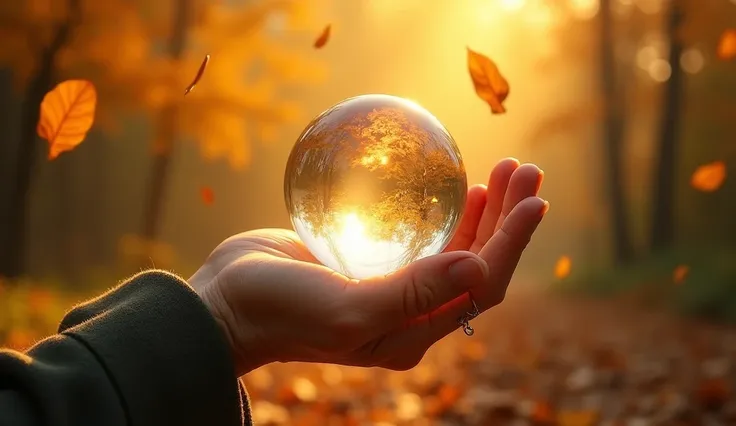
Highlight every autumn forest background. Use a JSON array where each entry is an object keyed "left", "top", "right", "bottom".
[{"left": 2, "top": 0, "right": 736, "bottom": 424}]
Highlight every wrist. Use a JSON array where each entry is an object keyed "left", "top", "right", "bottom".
[{"left": 192, "top": 274, "right": 269, "bottom": 376}]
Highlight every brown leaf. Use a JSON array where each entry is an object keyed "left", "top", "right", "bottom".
[
  {"left": 673, "top": 264, "right": 689, "bottom": 284},
  {"left": 200, "top": 186, "right": 215, "bottom": 205},
  {"left": 717, "top": 29, "right": 736, "bottom": 61},
  {"left": 314, "top": 24, "right": 331, "bottom": 49},
  {"left": 556, "top": 409, "right": 598, "bottom": 426},
  {"left": 185, "top": 54, "right": 210, "bottom": 95},
  {"left": 696, "top": 378, "right": 731, "bottom": 411},
  {"left": 690, "top": 161, "right": 726, "bottom": 192},
  {"left": 467, "top": 46, "right": 510, "bottom": 114},
  {"left": 554, "top": 255, "right": 572, "bottom": 279},
  {"left": 37, "top": 79, "right": 97, "bottom": 160}
]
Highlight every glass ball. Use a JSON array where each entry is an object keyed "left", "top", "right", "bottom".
[{"left": 284, "top": 94, "right": 467, "bottom": 279}]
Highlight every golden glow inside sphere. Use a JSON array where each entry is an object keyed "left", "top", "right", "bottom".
[{"left": 284, "top": 94, "right": 467, "bottom": 279}]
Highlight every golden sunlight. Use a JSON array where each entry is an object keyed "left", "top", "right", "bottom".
[
  {"left": 500, "top": 0, "right": 526, "bottom": 12},
  {"left": 568, "top": 0, "right": 600, "bottom": 20}
]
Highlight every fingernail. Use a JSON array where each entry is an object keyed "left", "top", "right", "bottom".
[
  {"left": 449, "top": 257, "right": 488, "bottom": 288},
  {"left": 541, "top": 199, "right": 550, "bottom": 215},
  {"left": 536, "top": 169, "right": 545, "bottom": 192}
]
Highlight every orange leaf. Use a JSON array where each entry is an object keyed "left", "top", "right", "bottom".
[
  {"left": 717, "top": 29, "right": 736, "bottom": 61},
  {"left": 673, "top": 264, "right": 689, "bottom": 284},
  {"left": 554, "top": 255, "right": 572, "bottom": 279},
  {"left": 314, "top": 24, "right": 331, "bottom": 49},
  {"left": 467, "top": 47, "right": 510, "bottom": 114},
  {"left": 200, "top": 186, "right": 215, "bottom": 205},
  {"left": 37, "top": 79, "right": 97, "bottom": 160},
  {"left": 690, "top": 161, "right": 726, "bottom": 192}
]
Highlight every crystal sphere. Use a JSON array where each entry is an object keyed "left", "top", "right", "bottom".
[{"left": 284, "top": 94, "right": 467, "bottom": 279}]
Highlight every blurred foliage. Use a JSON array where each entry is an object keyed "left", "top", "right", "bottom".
[
  {"left": 0, "top": 276, "right": 76, "bottom": 352},
  {"left": 553, "top": 243, "right": 736, "bottom": 324},
  {"left": 0, "top": 0, "right": 324, "bottom": 166}
]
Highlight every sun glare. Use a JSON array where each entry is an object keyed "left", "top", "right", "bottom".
[{"left": 337, "top": 212, "right": 369, "bottom": 252}]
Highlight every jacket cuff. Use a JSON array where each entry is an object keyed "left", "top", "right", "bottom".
[{"left": 59, "top": 270, "right": 248, "bottom": 426}]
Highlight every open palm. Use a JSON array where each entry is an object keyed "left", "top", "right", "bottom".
[{"left": 190, "top": 158, "right": 547, "bottom": 376}]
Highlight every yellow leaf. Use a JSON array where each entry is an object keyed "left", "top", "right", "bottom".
[
  {"left": 314, "top": 24, "right": 331, "bottom": 49},
  {"left": 691, "top": 161, "right": 726, "bottom": 192},
  {"left": 717, "top": 29, "right": 736, "bottom": 61},
  {"left": 554, "top": 255, "right": 572, "bottom": 279},
  {"left": 467, "top": 47, "right": 510, "bottom": 114},
  {"left": 37, "top": 79, "right": 97, "bottom": 160},
  {"left": 673, "top": 264, "right": 689, "bottom": 284}
]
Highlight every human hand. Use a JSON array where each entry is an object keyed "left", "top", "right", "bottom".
[{"left": 189, "top": 158, "right": 547, "bottom": 376}]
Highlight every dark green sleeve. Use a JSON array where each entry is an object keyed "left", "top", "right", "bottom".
[{"left": 0, "top": 270, "right": 252, "bottom": 426}]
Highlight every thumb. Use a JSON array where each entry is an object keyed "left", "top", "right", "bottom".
[{"left": 350, "top": 250, "right": 489, "bottom": 333}]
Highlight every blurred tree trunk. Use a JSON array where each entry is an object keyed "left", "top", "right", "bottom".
[
  {"left": 650, "top": 0, "right": 684, "bottom": 250},
  {"left": 140, "top": 0, "right": 190, "bottom": 241},
  {"left": 599, "top": 0, "right": 634, "bottom": 265},
  {"left": 56, "top": 156, "right": 77, "bottom": 280},
  {"left": 0, "top": 0, "right": 81, "bottom": 279}
]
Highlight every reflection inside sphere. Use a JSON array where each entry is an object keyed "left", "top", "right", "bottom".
[{"left": 284, "top": 94, "right": 467, "bottom": 279}]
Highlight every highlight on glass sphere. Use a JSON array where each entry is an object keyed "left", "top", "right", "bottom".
[{"left": 284, "top": 94, "right": 467, "bottom": 279}]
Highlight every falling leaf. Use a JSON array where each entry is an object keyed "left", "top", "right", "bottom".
[
  {"left": 691, "top": 161, "right": 726, "bottom": 192},
  {"left": 554, "top": 255, "right": 572, "bottom": 279},
  {"left": 37, "top": 79, "right": 97, "bottom": 160},
  {"left": 185, "top": 54, "right": 210, "bottom": 95},
  {"left": 314, "top": 24, "right": 331, "bottom": 49},
  {"left": 717, "top": 29, "right": 736, "bottom": 60},
  {"left": 200, "top": 186, "right": 215, "bottom": 205},
  {"left": 673, "top": 265, "right": 689, "bottom": 284},
  {"left": 467, "top": 47, "right": 510, "bottom": 114},
  {"left": 430, "top": 196, "right": 439, "bottom": 203}
]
